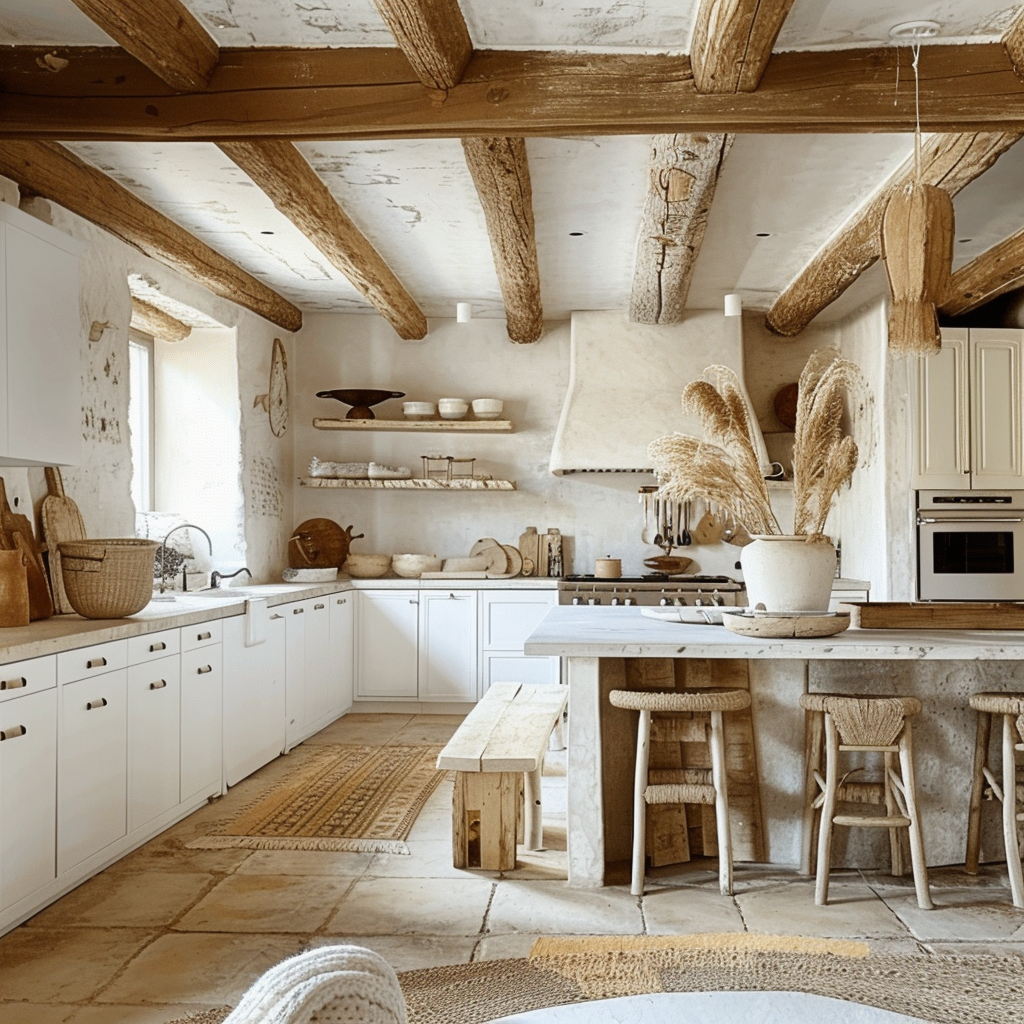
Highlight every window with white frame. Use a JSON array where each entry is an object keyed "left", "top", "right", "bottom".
[{"left": 128, "top": 329, "right": 155, "bottom": 513}]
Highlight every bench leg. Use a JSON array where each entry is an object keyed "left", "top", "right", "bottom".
[
  {"left": 452, "top": 771, "right": 518, "bottom": 871},
  {"left": 525, "top": 766, "right": 544, "bottom": 850}
]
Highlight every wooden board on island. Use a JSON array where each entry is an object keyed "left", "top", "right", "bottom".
[{"left": 840, "top": 601, "right": 1024, "bottom": 630}]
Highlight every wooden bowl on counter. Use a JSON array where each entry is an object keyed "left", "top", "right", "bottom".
[
  {"left": 643, "top": 555, "right": 693, "bottom": 575},
  {"left": 391, "top": 554, "right": 443, "bottom": 578},
  {"left": 342, "top": 553, "right": 392, "bottom": 578}
]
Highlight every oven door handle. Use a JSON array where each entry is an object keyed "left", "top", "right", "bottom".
[{"left": 917, "top": 516, "right": 1024, "bottom": 525}]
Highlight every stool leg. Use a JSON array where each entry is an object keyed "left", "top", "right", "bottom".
[
  {"left": 884, "top": 751, "right": 906, "bottom": 878},
  {"left": 800, "top": 709, "right": 824, "bottom": 876},
  {"left": 815, "top": 714, "right": 839, "bottom": 906},
  {"left": 898, "top": 720, "right": 933, "bottom": 911},
  {"left": 709, "top": 709, "right": 733, "bottom": 896},
  {"left": 1001, "top": 715, "right": 1024, "bottom": 908},
  {"left": 524, "top": 766, "right": 543, "bottom": 851},
  {"left": 965, "top": 710, "right": 992, "bottom": 875},
  {"left": 630, "top": 708, "right": 652, "bottom": 897}
]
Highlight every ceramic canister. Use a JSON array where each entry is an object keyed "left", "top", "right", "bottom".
[
  {"left": 594, "top": 557, "right": 622, "bottom": 579},
  {"left": 0, "top": 549, "right": 30, "bottom": 627}
]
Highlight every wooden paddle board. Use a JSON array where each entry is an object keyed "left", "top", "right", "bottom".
[
  {"left": 41, "top": 466, "right": 87, "bottom": 615},
  {"left": 0, "top": 477, "right": 52, "bottom": 619}
]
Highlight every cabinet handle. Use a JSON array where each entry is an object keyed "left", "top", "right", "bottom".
[
  {"left": 408, "top": 599, "right": 418, "bottom": 605},
  {"left": 0, "top": 677, "right": 27, "bottom": 690},
  {"left": 293, "top": 608, "right": 304, "bottom": 614},
  {"left": 87, "top": 657, "right": 107, "bottom": 669},
  {"left": 0, "top": 725, "right": 27, "bottom": 741},
  {"left": 336, "top": 597, "right": 347, "bottom": 605},
  {"left": 270, "top": 613, "right": 284, "bottom": 620},
  {"left": 314, "top": 602, "right": 325, "bottom": 610},
  {"left": 197, "top": 665, "right": 213, "bottom": 675},
  {"left": 149, "top": 641, "right": 166, "bottom": 652},
  {"left": 150, "top": 679, "right": 167, "bottom": 690},
  {"left": 197, "top": 631, "right": 212, "bottom": 641},
  {"left": 86, "top": 698, "right": 108, "bottom": 710},
  {"left": 449, "top": 593, "right": 457, "bottom": 599}
]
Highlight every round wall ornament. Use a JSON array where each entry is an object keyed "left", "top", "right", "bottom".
[{"left": 255, "top": 338, "right": 289, "bottom": 437}]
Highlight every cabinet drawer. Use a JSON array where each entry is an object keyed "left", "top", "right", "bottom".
[
  {"left": 181, "top": 620, "right": 222, "bottom": 651},
  {"left": 127, "top": 628, "right": 181, "bottom": 665},
  {"left": 0, "top": 654, "right": 56, "bottom": 703},
  {"left": 57, "top": 639, "right": 128, "bottom": 684}
]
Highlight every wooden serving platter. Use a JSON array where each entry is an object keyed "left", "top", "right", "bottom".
[{"left": 839, "top": 601, "right": 1024, "bottom": 630}]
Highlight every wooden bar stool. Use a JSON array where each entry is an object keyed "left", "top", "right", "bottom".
[
  {"left": 799, "top": 693, "right": 932, "bottom": 910},
  {"left": 609, "top": 687, "right": 751, "bottom": 897},
  {"left": 966, "top": 692, "right": 1024, "bottom": 908}
]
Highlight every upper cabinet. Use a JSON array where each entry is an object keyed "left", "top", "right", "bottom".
[
  {"left": 913, "top": 328, "right": 1024, "bottom": 491},
  {"left": 0, "top": 203, "right": 85, "bottom": 467}
]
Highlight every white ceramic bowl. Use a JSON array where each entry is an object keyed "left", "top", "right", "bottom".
[
  {"left": 391, "top": 553, "right": 444, "bottom": 578},
  {"left": 343, "top": 553, "right": 392, "bottom": 578},
  {"left": 437, "top": 398, "right": 468, "bottom": 420},
  {"left": 403, "top": 401, "right": 435, "bottom": 420},
  {"left": 471, "top": 398, "right": 503, "bottom": 419}
]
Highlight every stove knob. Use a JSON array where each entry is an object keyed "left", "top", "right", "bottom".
[
  {"left": 623, "top": 596, "right": 636, "bottom": 606},
  {"left": 659, "top": 592, "right": 670, "bottom": 606},
  {"left": 571, "top": 595, "right": 582, "bottom": 606},
  {"left": 610, "top": 596, "right": 621, "bottom": 606},
  {"left": 672, "top": 596, "right": 685, "bottom": 606},
  {"left": 588, "top": 596, "right": 602, "bottom": 606}
]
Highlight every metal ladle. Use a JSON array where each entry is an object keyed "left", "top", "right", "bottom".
[{"left": 681, "top": 500, "right": 692, "bottom": 546}]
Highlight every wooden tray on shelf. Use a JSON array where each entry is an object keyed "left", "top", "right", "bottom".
[{"left": 839, "top": 601, "right": 1024, "bottom": 630}]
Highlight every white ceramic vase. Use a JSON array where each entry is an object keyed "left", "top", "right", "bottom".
[{"left": 740, "top": 534, "right": 837, "bottom": 612}]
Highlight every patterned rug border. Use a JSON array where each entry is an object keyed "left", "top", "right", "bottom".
[
  {"left": 186, "top": 835, "right": 410, "bottom": 854},
  {"left": 529, "top": 933, "right": 872, "bottom": 958}
]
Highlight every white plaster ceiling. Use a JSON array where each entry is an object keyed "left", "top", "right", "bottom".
[{"left": 6, "top": 1, "right": 1024, "bottom": 329}]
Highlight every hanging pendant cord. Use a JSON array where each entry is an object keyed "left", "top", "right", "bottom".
[{"left": 912, "top": 39, "right": 922, "bottom": 183}]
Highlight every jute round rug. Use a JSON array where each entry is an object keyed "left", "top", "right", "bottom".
[{"left": 165, "top": 948, "right": 1024, "bottom": 1024}]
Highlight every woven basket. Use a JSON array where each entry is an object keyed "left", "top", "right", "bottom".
[{"left": 58, "top": 539, "right": 160, "bottom": 618}]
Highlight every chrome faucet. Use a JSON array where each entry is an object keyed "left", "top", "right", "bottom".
[
  {"left": 157, "top": 523, "right": 213, "bottom": 595},
  {"left": 210, "top": 567, "right": 252, "bottom": 589}
]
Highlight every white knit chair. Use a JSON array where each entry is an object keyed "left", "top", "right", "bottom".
[{"left": 223, "top": 946, "right": 407, "bottom": 1024}]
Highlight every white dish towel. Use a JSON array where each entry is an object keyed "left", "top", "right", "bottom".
[{"left": 244, "top": 597, "right": 268, "bottom": 646}]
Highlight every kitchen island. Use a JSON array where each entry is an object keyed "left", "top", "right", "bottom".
[{"left": 525, "top": 606, "right": 1024, "bottom": 886}]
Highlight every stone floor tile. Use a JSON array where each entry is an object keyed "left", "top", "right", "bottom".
[
  {"left": 735, "top": 880, "right": 907, "bottom": 938},
  {"left": 0, "top": 1004, "right": 77, "bottom": 1023},
  {"left": 926, "top": 941, "right": 1024, "bottom": 956},
  {"left": 0, "top": 928, "right": 154, "bottom": 1003},
  {"left": 304, "top": 714, "right": 414, "bottom": 746},
  {"left": 390, "top": 715, "right": 465, "bottom": 745},
  {"left": 487, "top": 880, "right": 643, "bottom": 935},
  {"left": 26, "top": 871, "right": 215, "bottom": 929},
  {"left": 234, "top": 849, "right": 375, "bottom": 877},
  {"left": 641, "top": 887, "right": 746, "bottom": 935},
  {"left": 474, "top": 933, "right": 545, "bottom": 960},
  {"left": 863, "top": 864, "right": 1015, "bottom": 892},
  {"left": 367, "top": 840, "right": 500, "bottom": 880},
  {"left": 310, "top": 934, "right": 478, "bottom": 972},
  {"left": 505, "top": 833, "right": 568, "bottom": 882},
  {"left": 174, "top": 874, "right": 351, "bottom": 933},
  {"left": 881, "top": 888, "right": 1024, "bottom": 942},
  {"left": 326, "top": 877, "right": 493, "bottom": 936},
  {"left": 104, "top": 843, "right": 253, "bottom": 877},
  {"left": 67, "top": 1004, "right": 226, "bottom": 1024},
  {"left": 94, "top": 933, "right": 303, "bottom": 1005}
]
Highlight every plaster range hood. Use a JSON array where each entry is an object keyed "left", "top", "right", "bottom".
[{"left": 549, "top": 310, "right": 746, "bottom": 475}]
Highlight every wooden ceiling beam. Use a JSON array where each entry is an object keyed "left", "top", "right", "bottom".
[
  {"left": 67, "top": 0, "right": 219, "bottom": 90},
  {"left": 941, "top": 228, "right": 1024, "bottom": 316},
  {"left": 690, "top": 0, "right": 796, "bottom": 93},
  {"left": 371, "top": 0, "right": 472, "bottom": 91},
  {"left": 219, "top": 141, "right": 426, "bottom": 340},
  {"left": 630, "top": 133, "right": 733, "bottom": 324},
  {"left": 765, "top": 132, "right": 1022, "bottom": 337},
  {"left": 1003, "top": 6, "right": 1024, "bottom": 85},
  {"left": 4, "top": 44, "right": 1024, "bottom": 140},
  {"left": 0, "top": 142, "right": 301, "bottom": 332},
  {"left": 130, "top": 296, "right": 191, "bottom": 342},
  {"left": 461, "top": 137, "right": 542, "bottom": 344}
]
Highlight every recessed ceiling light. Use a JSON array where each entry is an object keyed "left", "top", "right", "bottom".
[
  {"left": 889, "top": 20, "right": 941, "bottom": 39},
  {"left": 755, "top": 232, "right": 771, "bottom": 237}
]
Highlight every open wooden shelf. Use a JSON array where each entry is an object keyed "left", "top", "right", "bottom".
[
  {"left": 301, "top": 477, "right": 517, "bottom": 491},
  {"left": 313, "top": 417, "right": 513, "bottom": 433}
]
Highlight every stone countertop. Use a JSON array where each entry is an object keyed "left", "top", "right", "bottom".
[
  {"left": 348, "top": 577, "right": 558, "bottom": 590},
  {"left": 524, "top": 605, "right": 1024, "bottom": 659}
]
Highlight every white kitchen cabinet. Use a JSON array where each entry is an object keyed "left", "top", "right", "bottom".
[
  {"left": 58, "top": 669, "right": 128, "bottom": 874},
  {"left": 304, "top": 598, "right": 333, "bottom": 728},
  {"left": 127, "top": 655, "right": 180, "bottom": 831},
  {"left": 479, "top": 590, "right": 560, "bottom": 693},
  {"left": 913, "top": 328, "right": 1024, "bottom": 490},
  {"left": 418, "top": 590, "right": 478, "bottom": 702},
  {"left": 180, "top": 644, "right": 222, "bottom": 804},
  {"left": 328, "top": 593, "right": 354, "bottom": 716},
  {"left": 0, "top": 202, "right": 84, "bottom": 467},
  {"left": 0, "top": 687, "right": 56, "bottom": 910},
  {"left": 223, "top": 612, "right": 286, "bottom": 786},
  {"left": 482, "top": 652, "right": 561, "bottom": 690},
  {"left": 356, "top": 590, "right": 420, "bottom": 699}
]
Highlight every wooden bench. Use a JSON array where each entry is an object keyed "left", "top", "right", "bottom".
[{"left": 437, "top": 682, "right": 568, "bottom": 870}]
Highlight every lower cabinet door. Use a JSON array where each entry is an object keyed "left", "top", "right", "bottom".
[
  {"left": 180, "top": 645, "right": 222, "bottom": 803},
  {"left": 127, "top": 655, "right": 181, "bottom": 831},
  {"left": 58, "top": 670, "right": 128, "bottom": 874},
  {"left": 418, "top": 590, "right": 478, "bottom": 702},
  {"left": 356, "top": 591, "right": 419, "bottom": 699},
  {"left": 285, "top": 601, "right": 307, "bottom": 747},
  {"left": 0, "top": 687, "right": 56, "bottom": 910},
  {"left": 329, "top": 593, "right": 354, "bottom": 716},
  {"left": 482, "top": 652, "right": 561, "bottom": 692},
  {"left": 303, "top": 598, "right": 332, "bottom": 730}
]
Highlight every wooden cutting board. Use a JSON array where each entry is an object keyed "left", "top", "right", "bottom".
[
  {"left": 0, "top": 477, "right": 53, "bottom": 620},
  {"left": 840, "top": 601, "right": 1024, "bottom": 630},
  {"left": 288, "top": 519, "right": 362, "bottom": 568},
  {"left": 41, "top": 466, "right": 87, "bottom": 615}
]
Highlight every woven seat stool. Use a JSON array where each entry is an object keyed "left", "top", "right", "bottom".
[
  {"left": 966, "top": 692, "right": 1024, "bottom": 908},
  {"left": 799, "top": 693, "right": 932, "bottom": 910},
  {"left": 609, "top": 687, "right": 751, "bottom": 897}
]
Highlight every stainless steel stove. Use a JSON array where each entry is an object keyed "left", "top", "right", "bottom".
[{"left": 557, "top": 574, "right": 746, "bottom": 607}]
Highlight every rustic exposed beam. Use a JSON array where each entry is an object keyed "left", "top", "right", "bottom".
[
  {"left": 1003, "top": 6, "right": 1024, "bottom": 85},
  {"left": 372, "top": 0, "right": 472, "bottom": 90},
  {"left": 4, "top": 45, "right": 1024, "bottom": 140},
  {"left": 941, "top": 227, "right": 1024, "bottom": 316},
  {"left": 67, "top": 0, "right": 219, "bottom": 91},
  {"left": 130, "top": 296, "right": 190, "bottom": 342},
  {"left": 219, "top": 141, "right": 426, "bottom": 340},
  {"left": 765, "top": 132, "right": 1022, "bottom": 336},
  {"left": 461, "top": 137, "right": 542, "bottom": 344},
  {"left": 690, "top": 0, "right": 796, "bottom": 93},
  {"left": 0, "top": 142, "right": 302, "bottom": 332},
  {"left": 630, "top": 133, "right": 733, "bottom": 324}
]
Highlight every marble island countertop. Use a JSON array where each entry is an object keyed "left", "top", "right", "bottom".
[{"left": 524, "top": 605, "right": 1024, "bottom": 659}]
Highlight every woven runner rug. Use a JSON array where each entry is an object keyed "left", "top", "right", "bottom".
[
  {"left": 187, "top": 743, "right": 445, "bottom": 854},
  {"left": 164, "top": 948, "right": 1024, "bottom": 1024}
]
